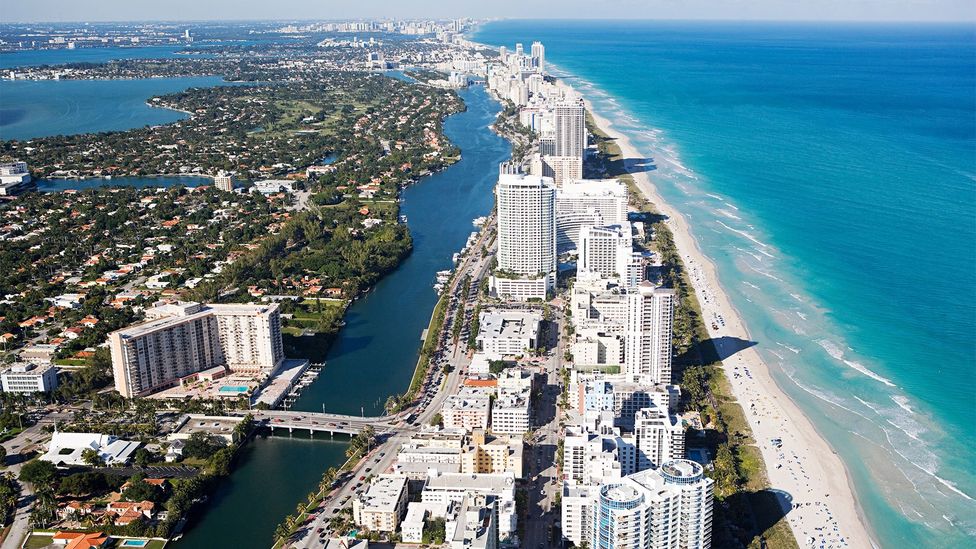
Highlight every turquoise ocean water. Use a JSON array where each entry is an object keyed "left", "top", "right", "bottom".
[{"left": 475, "top": 21, "right": 976, "bottom": 547}]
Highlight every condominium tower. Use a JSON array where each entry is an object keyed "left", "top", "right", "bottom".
[
  {"left": 555, "top": 178, "right": 628, "bottom": 253},
  {"left": 581, "top": 460, "right": 714, "bottom": 549},
  {"left": 553, "top": 98, "right": 586, "bottom": 160},
  {"left": 624, "top": 284, "right": 676, "bottom": 384},
  {"left": 109, "top": 301, "right": 284, "bottom": 397},
  {"left": 491, "top": 172, "right": 556, "bottom": 301}
]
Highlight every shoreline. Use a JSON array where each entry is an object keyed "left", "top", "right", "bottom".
[{"left": 583, "top": 95, "right": 876, "bottom": 548}]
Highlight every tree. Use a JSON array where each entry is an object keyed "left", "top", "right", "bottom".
[
  {"left": 81, "top": 448, "right": 105, "bottom": 468},
  {"left": 0, "top": 445, "right": 6, "bottom": 466},
  {"left": 422, "top": 517, "right": 446, "bottom": 544},
  {"left": 429, "top": 412, "right": 443, "bottom": 427},
  {"left": 19, "top": 459, "right": 57, "bottom": 488},
  {"left": 134, "top": 448, "right": 153, "bottom": 467},
  {"left": 122, "top": 477, "right": 164, "bottom": 504},
  {"left": 182, "top": 432, "right": 225, "bottom": 460}
]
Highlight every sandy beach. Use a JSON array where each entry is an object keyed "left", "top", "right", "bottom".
[{"left": 584, "top": 101, "right": 876, "bottom": 549}]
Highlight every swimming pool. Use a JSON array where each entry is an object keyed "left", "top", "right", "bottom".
[
  {"left": 218, "top": 385, "right": 249, "bottom": 393},
  {"left": 121, "top": 540, "right": 148, "bottom": 548}
]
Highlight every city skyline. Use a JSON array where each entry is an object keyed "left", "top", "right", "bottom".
[{"left": 3, "top": 0, "right": 975, "bottom": 23}]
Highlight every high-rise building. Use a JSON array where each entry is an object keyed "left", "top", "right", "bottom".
[
  {"left": 109, "top": 301, "right": 284, "bottom": 397},
  {"left": 555, "top": 179, "right": 628, "bottom": 253},
  {"left": 578, "top": 223, "right": 631, "bottom": 275},
  {"left": 540, "top": 154, "right": 583, "bottom": 187},
  {"left": 625, "top": 284, "right": 676, "bottom": 384},
  {"left": 554, "top": 98, "right": 586, "bottom": 159},
  {"left": 490, "top": 173, "right": 556, "bottom": 301},
  {"left": 634, "top": 407, "right": 685, "bottom": 471},
  {"left": 582, "top": 460, "right": 714, "bottom": 549},
  {"left": 531, "top": 41, "right": 545, "bottom": 72},
  {"left": 213, "top": 171, "right": 234, "bottom": 192}
]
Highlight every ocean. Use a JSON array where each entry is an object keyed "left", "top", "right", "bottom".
[{"left": 474, "top": 20, "right": 976, "bottom": 547}]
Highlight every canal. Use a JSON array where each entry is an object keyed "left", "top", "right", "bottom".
[{"left": 173, "top": 83, "right": 510, "bottom": 547}]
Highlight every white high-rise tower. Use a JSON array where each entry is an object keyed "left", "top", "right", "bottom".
[
  {"left": 553, "top": 98, "right": 586, "bottom": 159},
  {"left": 491, "top": 172, "right": 557, "bottom": 301},
  {"left": 531, "top": 41, "right": 545, "bottom": 72},
  {"left": 624, "top": 284, "right": 676, "bottom": 383}
]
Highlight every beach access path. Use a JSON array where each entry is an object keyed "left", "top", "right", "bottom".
[{"left": 585, "top": 101, "right": 876, "bottom": 549}]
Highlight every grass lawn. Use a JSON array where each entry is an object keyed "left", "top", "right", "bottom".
[{"left": 24, "top": 534, "right": 54, "bottom": 549}]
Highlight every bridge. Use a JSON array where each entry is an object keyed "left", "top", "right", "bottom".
[{"left": 241, "top": 409, "right": 403, "bottom": 436}]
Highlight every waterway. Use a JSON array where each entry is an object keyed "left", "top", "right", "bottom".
[
  {"left": 0, "top": 76, "right": 230, "bottom": 140},
  {"left": 173, "top": 83, "right": 509, "bottom": 547}
]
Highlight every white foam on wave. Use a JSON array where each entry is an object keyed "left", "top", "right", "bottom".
[
  {"left": 817, "top": 339, "right": 896, "bottom": 387},
  {"left": 795, "top": 311, "right": 808, "bottom": 321},
  {"left": 716, "top": 221, "right": 775, "bottom": 258},
  {"left": 776, "top": 342, "right": 801, "bottom": 354},
  {"left": 744, "top": 262, "right": 784, "bottom": 282},
  {"left": 734, "top": 246, "right": 763, "bottom": 262},
  {"left": 742, "top": 281, "right": 761, "bottom": 290},
  {"left": 717, "top": 208, "right": 742, "bottom": 221},
  {"left": 892, "top": 395, "right": 915, "bottom": 415}
]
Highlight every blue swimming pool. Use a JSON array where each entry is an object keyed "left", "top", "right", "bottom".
[
  {"left": 121, "top": 540, "right": 148, "bottom": 548},
  {"left": 218, "top": 385, "right": 249, "bottom": 393}
]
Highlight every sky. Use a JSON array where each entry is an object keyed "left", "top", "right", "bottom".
[{"left": 3, "top": 0, "right": 975, "bottom": 23}]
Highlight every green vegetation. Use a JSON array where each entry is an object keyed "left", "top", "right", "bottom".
[
  {"left": 345, "top": 426, "right": 377, "bottom": 460},
  {"left": 422, "top": 516, "right": 447, "bottom": 544}
]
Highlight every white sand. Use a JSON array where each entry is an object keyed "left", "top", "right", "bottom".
[{"left": 584, "top": 100, "right": 876, "bottom": 548}]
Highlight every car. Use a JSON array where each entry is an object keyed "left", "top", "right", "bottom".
[
  {"left": 317, "top": 528, "right": 324, "bottom": 534},
  {"left": 359, "top": 475, "right": 366, "bottom": 481}
]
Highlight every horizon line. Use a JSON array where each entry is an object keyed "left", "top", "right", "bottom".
[{"left": 2, "top": 17, "right": 974, "bottom": 25}]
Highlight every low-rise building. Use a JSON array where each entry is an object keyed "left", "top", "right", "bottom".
[
  {"left": 1, "top": 362, "right": 58, "bottom": 393},
  {"left": 475, "top": 310, "right": 542, "bottom": 358},
  {"left": 447, "top": 494, "right": 499, "bottom": 549},
  {"left": 352, "top": 474, "right": 409, "bottom": 533},
  {"left": 490, "top": 390, "right": 531, "bottom": 435},
  {"left": 42, "top": 432, "right": 140, "bottom": 467},
  {"left": 421, "top": 471, "right": 517, "bottom": 542},
  {"left": 460, "top": 429, "right": 524, "bottom": 478},
  {"left": 442, "top": 392, "right": 491, "bottom": 431}
]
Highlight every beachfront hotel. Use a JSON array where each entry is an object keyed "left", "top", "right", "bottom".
[
  {"left": 108, "top": 301, "right": 284, "bottom": 397},
  {"left": 490, "top": 172, "right": 557, "bottom": 301},
  {"left": 579, "top": 223, "right": 645, "bottom": 287},
  {"left": 555, "top": 178, "right": 629, "bottom": 253}
]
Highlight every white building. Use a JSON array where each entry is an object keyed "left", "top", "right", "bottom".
[
  {"left": 475, "top": 310, "right": 542, "bottom": 358},
  {"left": 553, "top": 98, "right": 586, "bottom": 160},
  {"left": 490, "top": 389, "right": 531, "bottom": 435},
  {"left": 538, "top": 154, "right": 582, "bottom": 187},
  {"left": 352, "top": 474, "right": 409, "bottom": 533},
  {"left": 109, "top": 301, "right": 284, "bottom": 397},
  {"left": 490, "top": 173, "right": 556, "bottom": 301},
  {"left": 0, "top": 161, "right": 31, "bottom": 196},
  {"left": 555, "top": 179, "right": 628, "bottom": 253},
  {"left": 402, "top": 501, "right": 452, "bottom": 543},
  {"left": 213, "top": 171, "right": 235, "bottom": 192},
  {"left": 530, "top": 41, "right": 545, "bottom": 72},
  {"left": 635, "top": 407, "right": 685, "bottom": 471},
  {"left": 1, "top": 362, "right": 58, "bottom": 393},
  {"left": 41, "top": 432, "right": 140, "bottom": 467},
  {"left": 448, "top": 494, "right": 499, "bottom": 549},
  {"left": 578, "top": 224, "right": 643, "bottom": 286},
  {"left": 624, "top": 284, "right": 676, "bottom": 384},
  {"left": 421, "top": 471, "right": 517, "bottom": 543},
  {"left": 576, "top": 460, "right": 714, "bottom": 549}
]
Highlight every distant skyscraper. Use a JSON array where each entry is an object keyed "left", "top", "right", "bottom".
[
  {"left": 625, "top": 284, "right": 676, "bottom": 384},
  {"left": 491, "top": 172, "right": 556, "bottom": 301},
  {"left": 531, "top": 41, "right": 545, "bottom": 72},
  {"left": 554, "top": 98, "right": 586, "bottom": 159},
  {"left": 515, "top": 43, "right": 524, "bottom": 57}
]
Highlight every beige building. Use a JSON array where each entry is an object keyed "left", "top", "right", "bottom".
[
  {"left": 461, "top": 429, "right": 524, "bottom": 478},
  {"left": 442, "top": 391, "right": 491, "bottom": 431},
  {"left": 109, "top": 301, "right": 284, "bottom": 397},
  {"left": 352, "top": 474, "right": 409, "bottom": 533}
]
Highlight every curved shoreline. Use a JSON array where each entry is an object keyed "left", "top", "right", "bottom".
[{"left": 581, "top": 92, "right": 876, "bottom": 548}]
